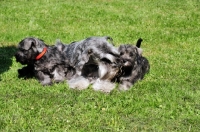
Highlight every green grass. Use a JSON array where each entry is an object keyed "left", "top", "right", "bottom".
[{"left": 0, "top": 0, "right": 200, "bottom": 131}]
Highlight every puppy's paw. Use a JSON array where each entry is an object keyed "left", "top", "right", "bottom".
[
  {"left": 17, "top": 65, "right": 35, "bottom": 79},
  {"left": 120, "top": 78, "right": 130, "bottom": 82},
  {"left": 68, "top": 76, "right": 90, "bottom": 90},
  {"left": 92, "top": 79, "right": 116, "bottom": 93},
  {"left": 118, "top": 83, "right": 132, "bottom": 91},
  {"left": 41, "top": 81, "right": 53, "bottom": 86}
]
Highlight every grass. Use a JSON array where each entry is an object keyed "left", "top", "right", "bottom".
[{"left": 0, "top": 0, "right": 200, "bottom": 131}]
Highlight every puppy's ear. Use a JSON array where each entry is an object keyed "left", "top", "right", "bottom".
[
  {"left": 31, "top": 38, "right": 45, "bottom": 52},
  {"left": 20, "top": 38, "right": 34, "bottom": 50}
]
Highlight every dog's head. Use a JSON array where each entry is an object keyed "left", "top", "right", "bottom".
[
  {"left": 15, "top": 37, "right": 47, "bottom": 65},
  {"left": 118, "top": 44, "right": 143, "bottom": 67}
]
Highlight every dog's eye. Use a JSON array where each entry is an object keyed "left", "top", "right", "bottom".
[
  {"left": 88, "top": 49, "right": 92, "bottom": 54},
  {"left": 120, "top": 52, "right": 124, "bottom": 56}
]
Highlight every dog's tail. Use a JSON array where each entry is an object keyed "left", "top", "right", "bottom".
[{"left": 136, "top": 38, "right": 143, "bottom": 48}]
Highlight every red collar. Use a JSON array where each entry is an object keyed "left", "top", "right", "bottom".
[{"left": 35, "top": 47, "right": 47, "bottom": 60}]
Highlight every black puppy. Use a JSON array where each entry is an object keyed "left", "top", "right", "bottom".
[
  {"left": 118, "top": 38, "right": 150, "bottom": 90},
  {"left": 15, "top": 37, "right": 75, "bottom": 85}
]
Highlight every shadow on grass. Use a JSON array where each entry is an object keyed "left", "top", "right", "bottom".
[{"left": 0, "top": 46, "right": 17, "bottom": 80}]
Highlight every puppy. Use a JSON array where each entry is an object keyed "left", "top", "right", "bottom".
[
  {"left": 15, "top": 37, "right": 75, "bottom": 85},
  {"left": 55, "top": 36, "right": 120, "bottom": 76},
  {"left": 55, "top": 36, "right": 122, "bottom": 90},
  {"left": 118, "top": 38, "right": 150, "bottom": 90}
]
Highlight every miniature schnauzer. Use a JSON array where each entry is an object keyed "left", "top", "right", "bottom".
[
  {"left": 15, "top": 37, "right": 75, "bottom": 85},
  {"left": 55, "top": 36, "right": 123, "bottom": 90},
  {"left": 118, "top": 38, "right": 150, "bottom": 90}
]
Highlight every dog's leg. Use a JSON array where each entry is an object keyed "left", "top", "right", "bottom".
[
  {"left": 35, "top": 71, "right": 52, "bottom": 85},
  {"left": 18, "top": 64, "right": 35, "bottom": 78},
  {"left": 100, "top": 53, "right": 117, "bottom": 63},
  {"left": 52, "top": 67, "right": 65, "bottom": 83},
  {"left": 68, "top": 76, "right": 90, "bottom": 90},
  {"left": 93, "top": 79, "right": 116, "bottom": 93},
  {"left": 118, "top": 81, "right": 132, "bottom": 91}
]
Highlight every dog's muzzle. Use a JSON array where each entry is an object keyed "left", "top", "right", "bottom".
[{"left": 15, "top": 52, "right": 28, "bottom": 65}]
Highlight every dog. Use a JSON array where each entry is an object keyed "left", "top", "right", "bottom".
[
  {"left": 55, "top": 36, "right": 120, "bottom": 75},
  {"left": 55, "top": 36, "right": 123, "bottom": 90},
  {"left": 118, "top": 38, "right": 150, "bottom": 90},
  {"left": 15, "top": 37, "right": 75, "bottom": 85}
]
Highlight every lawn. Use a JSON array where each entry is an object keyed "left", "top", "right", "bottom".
[{"left": 0, "top": 0, "right": 200, "bottom": 131}]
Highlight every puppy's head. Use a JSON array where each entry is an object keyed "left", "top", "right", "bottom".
[
  {"left": 118, "top": 44, "right": 142, "bottom": 67},
  {"left": 15, "top": 37, "right": 47, "bottom": 65}
]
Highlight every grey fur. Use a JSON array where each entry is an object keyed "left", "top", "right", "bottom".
[
  {"left": 15, "top": 37, "right": 75, "bottom": 85},
  {"left": 118, "top": 39, "right": 150, "bottom": 90},
  {"left": 55, "top": 36, "right": 122, "bottom": 90},
  {"left": 56, "top": 36, "right": 120, "bottom": 75}
]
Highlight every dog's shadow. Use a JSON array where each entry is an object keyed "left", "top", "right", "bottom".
[{"left": 0, "top": 46, "right": 17, "bottom": 80}]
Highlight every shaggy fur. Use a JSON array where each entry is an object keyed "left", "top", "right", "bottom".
[
  {"left": 15, "top": 37, "right": 75, "bottom": 85},
  {"left": 118, "top": 38, "right": 150, "bottom": 90},
  {"left": 55, "top": 36, "right": 122, "bottom": 90}
]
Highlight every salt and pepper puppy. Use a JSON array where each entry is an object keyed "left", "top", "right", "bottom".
[
  {"left": 15, "top": 37, "right": 75, "bottom": 85},
  {"left": 55, "top": 36, "right": 122, "bottom": 90},
  {"left": 56, "top": 36, "right": 120, "bottom": 76},
  {"left": 118, "top": 38, "right": 150, "bottom": 90}
]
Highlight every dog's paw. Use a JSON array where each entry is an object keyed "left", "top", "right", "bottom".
[
  {"left": 118, "top": 83, "right": 132, "bottom": 91},
  {"left": 39, "top": 77, "right": 52, "bottom": 86},
  {"left": 120, "top": 77, "right": 130, "bottom": 82},
  {"left": 41, "top": 81, "right": 53, "bottom": 86},
  {"left": 92, "top": 79, "right": 116, "bottom": 93},
  {"left": 68, "top": 76, "right": 90, "bottom": 90}
]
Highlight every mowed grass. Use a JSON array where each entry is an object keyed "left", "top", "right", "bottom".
[{"left": 0, "top": 0, "right": 200, "bottom": 131}]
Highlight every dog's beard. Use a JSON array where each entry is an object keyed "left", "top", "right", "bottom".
[{"left": 15, "top": 50, "right": 37, "bottom": 65}]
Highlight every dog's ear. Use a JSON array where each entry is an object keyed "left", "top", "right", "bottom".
[
  {"left": 30, "top": 38, "right": 45, "bottom": 52},
  {"left": 19, "top": 38, "right": 34, "bottom": 50},
  {"left": 136, "top": 38, "right": 143, "bottom": 48},
  {"left": 20, "top": 37, "right": 44, "bottom": 52}
]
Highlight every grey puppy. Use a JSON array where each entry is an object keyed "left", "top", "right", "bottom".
[
  {"left": 15, "top": 37, "right": 75, "bottom": 85},
  {"left": 118, "top": 38, "right": 150, "bottom": 90},
  {"left": 56, "top": 36, "right": 120, "bottom": 75},
  {"left": 55, "top": 36, "right": 122, "bottom": 90}
]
